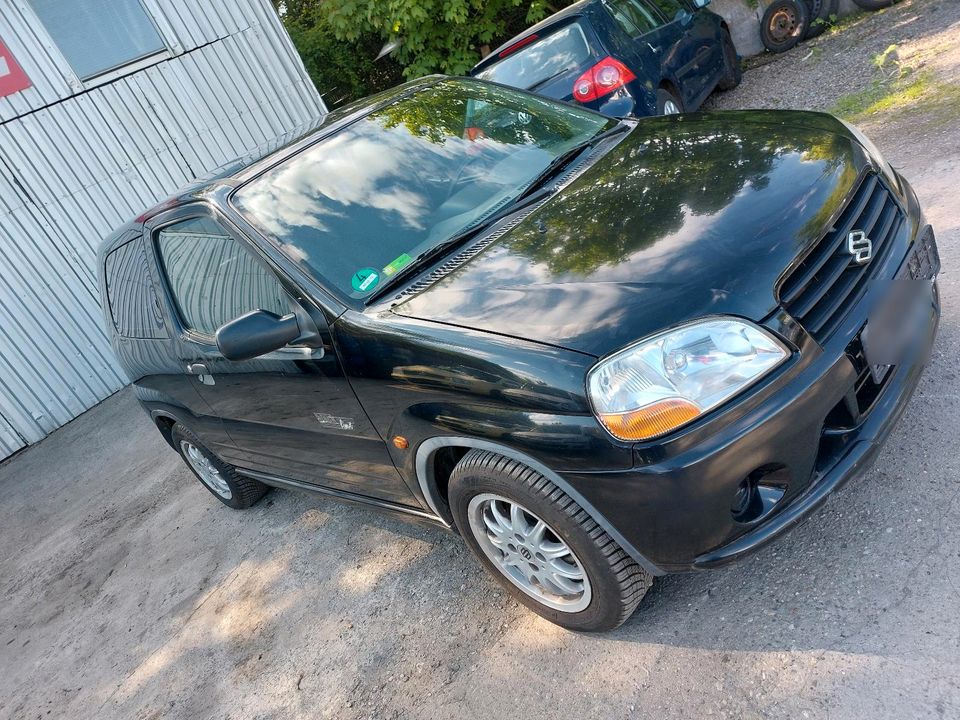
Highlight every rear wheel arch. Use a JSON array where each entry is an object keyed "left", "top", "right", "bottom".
[
  {"left": 414, "top": 436, "right": 664, "bottom": 576},
  {"left": 655, "top": 81, "right": 684, "bottom": 115},
  {"left": 658, "top": 78, "right": 681, "bottom": 96}
]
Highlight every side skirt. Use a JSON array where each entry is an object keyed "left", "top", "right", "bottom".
[{"left": 240, "top": 468, "right": 449, "bottom": 527}]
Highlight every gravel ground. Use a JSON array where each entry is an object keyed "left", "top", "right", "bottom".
[
  {"left": 2, "top": 4, "right": 959, "bottom": 718},
  {"left": 705, "top": 0, "right": 960, "bottom": 124}
]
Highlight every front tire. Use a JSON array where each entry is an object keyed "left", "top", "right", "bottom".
[
  {"left": 449, "top": 450, "right": 652, "bottom": 631},
  {"left": 171, "top": 423, "right": 269, "bottom": 509}
]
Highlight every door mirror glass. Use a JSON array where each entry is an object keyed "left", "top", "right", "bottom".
[{"left": 216, "top": 310, "right": 301, "bottom": 361}]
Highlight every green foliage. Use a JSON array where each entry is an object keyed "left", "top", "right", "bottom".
[
  {"left": 273, "top": 0, "right": 570, "bottom": 107},
  {"left": 829, "top": 71, "right": 959, "bottom": 123},
  {"left": 830, "top": 43, "right": 960, "bottom": 124},
  {"left": 320, "top": 0, "right": 553, "bottom": 79},
  {"left": 285, "top": 19, "right": 406, "bottom": 107}
]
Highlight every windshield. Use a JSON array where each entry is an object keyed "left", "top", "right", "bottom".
[
  {"left": 476, "top": 23, "right": 593, "bottom": 89},
  {"left": 233, "top": 79, "right": 611, "bottom": 302}
]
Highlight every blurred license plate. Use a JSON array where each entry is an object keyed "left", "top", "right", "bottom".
[{"left": 861, "top": 279, "right": 934, "bottom": 383}]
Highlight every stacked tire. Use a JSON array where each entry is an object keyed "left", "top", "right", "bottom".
[
  {"left": 760, "top": 0, "right": 811, "bottom": 53},
  {"left": 760, "top": 0, "right": 894, "bottom": 54},
  {"left": 804, "top": 0, "right": 838, "bottom": 39}
]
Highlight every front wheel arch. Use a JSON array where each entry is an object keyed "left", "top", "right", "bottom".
[
  {"left": 153, "top": 413, "right": 177, "bottom": 449},
  {"left": 414, "top": 436, "right": 664, "bottom": 577}
]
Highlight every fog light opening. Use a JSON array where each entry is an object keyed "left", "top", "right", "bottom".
[{"left": 732, "top": 464, "right": 789, "bottom": 524}]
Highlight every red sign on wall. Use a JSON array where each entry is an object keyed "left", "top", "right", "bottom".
[{"left": 0, "top": 38, "right": 32, "bottom": 98}]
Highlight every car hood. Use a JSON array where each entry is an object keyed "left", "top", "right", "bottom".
[{"left": 393, "top": 110, "right": 881, "bottom": 357}]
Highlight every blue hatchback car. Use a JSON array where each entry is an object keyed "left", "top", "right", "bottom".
[{"left": 470, "top": 0, "right": 741, "bottom": 118}]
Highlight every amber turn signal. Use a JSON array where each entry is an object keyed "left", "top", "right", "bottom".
[
  {"left": 598, "top": 398, "right": 701, "bottom": 441},
  {"left": 392, "top": 436, "right": 409, "bottom": 449}
]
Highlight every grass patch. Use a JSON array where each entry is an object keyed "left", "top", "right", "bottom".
[
  {"left": 826, "top": 11, "right": 870, "bottom": 35},
  {"left": 830, "top": 71, "right": 960, "bottom": 123}
]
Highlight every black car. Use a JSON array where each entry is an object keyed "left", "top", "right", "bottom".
[
  {"left": 99, "top": 77, "right": 940, "bottom": 631},
  {"left": 470, "top": 0, "right": 740, "bottom": 117}
]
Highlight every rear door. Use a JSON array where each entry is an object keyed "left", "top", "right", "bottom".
[
  {"left": 599, "top": 0, "right": 668, "bottom": 92},
  {"left": 643, "top": 0, "right": 720, "bottom": 106},
  {"left": 147, "top": 205, "right": 416, "bottom": 506},
  {"left": 473, "top": 20, "right": 603, "bottom": 103}
]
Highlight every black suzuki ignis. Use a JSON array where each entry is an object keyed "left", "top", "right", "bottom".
[{"left": 99, "top": 77, "right": 940, "bottom": 631}]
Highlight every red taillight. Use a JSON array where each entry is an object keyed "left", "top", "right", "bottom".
[{"left": 572, "top": 57, "right": 636, "bottom": 103}]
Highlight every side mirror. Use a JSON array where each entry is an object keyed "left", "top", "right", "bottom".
[
  {"left": 692, "top": 0, "right": 710, "bottom": 7},
  {"left": 216, "top": 309, "right": 302, "bottom": 361}
]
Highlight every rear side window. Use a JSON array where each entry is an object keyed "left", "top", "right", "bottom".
[
  {"left": 647, "top": 0, "right": 687, "bottom": 21},
  {"left": 104, "top": 238, "right": 167, "bottom": 339},
  {"left": 156, "top": 216, "right": 290, "bottom": 337},
  {"left": 476, "top": 23, "right": 592, "bottom": 89},
  {"left": 605, "top": 0, "right": 661, "bottom": 36}
]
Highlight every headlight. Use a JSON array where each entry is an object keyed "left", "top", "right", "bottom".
[{"left": 587, "top": 318, "right": 789, "bottom": 442}]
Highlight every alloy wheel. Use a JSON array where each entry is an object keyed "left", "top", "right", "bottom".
[
  {"left": 180, "top": 441, "right": 232, "bottom": 499},
  {"left": 467, "top": 493, "right": 592, "bottom": 612}
]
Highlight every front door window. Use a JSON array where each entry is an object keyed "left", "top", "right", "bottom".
[{"left": 156, "top": 216, "right": 290, "bottom": 338}]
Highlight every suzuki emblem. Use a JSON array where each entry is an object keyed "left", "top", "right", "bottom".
[{"left": 847, "top": 230, "right": 873, "bottom": 265}]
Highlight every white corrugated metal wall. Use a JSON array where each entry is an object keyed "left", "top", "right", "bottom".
[{"left": 0, "top": 0, "right": 326, "bottom": 459}]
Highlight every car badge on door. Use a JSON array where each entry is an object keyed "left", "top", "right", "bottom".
[
  {"left": 847, "top": 230, "right": 873, "bottom": 265},
  {"left": 314, "top": 413, "right": 355, "bottom": 431}
]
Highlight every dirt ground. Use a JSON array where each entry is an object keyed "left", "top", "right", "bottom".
[{"left": 2, "top": 2, "right": 959, "bottom": 718}]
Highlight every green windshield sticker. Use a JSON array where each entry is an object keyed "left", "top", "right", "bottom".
[
  {"left": 383, "top": 253, "right": 413, "bottom": 277},
  {"left": 351, "top": 267, "right": 380, "bottom": 293}
]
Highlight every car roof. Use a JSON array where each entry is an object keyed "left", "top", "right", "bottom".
[{"left": 472, "top": 0, "right": 596, "bottom": 74}]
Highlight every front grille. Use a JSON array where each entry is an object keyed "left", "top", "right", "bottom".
[
  {"left": 779, "top": 173, "right": 904, "bottom": 340},
  {"left": 846, "top": 335, "right": 890, "bottom": 416},
  {"left": 824, "top": 332, "right": 892, "bottom": 429}
]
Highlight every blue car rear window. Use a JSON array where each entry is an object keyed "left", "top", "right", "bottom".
[{"left": 476, "top": 22, "right": 592, "bottom": 90}]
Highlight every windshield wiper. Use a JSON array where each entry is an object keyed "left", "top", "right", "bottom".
[
  {"left": 514, "top": 120, "right": 631, "bottom": 201},
  {"left": 366, "top": 121, "right": 630, "bottom": 304},
  {"left": 366, "top": 186, "right": 553, "bottom": 304}
]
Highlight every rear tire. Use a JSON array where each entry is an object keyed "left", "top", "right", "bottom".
[
  {"left": 760, "top": 0, "right": 810, "bottom": 53},
  {"left": 171, "top": 423, "right": 268, "bottom": 509},
  {"left": 656, "top": 87, "right": 683, "bottom": 116},
  {"left": 448, "top": 449, "right": 652, "bottom": 632},
  {"left": 718, "top": 29, "right": 743, "bottom": 90}
]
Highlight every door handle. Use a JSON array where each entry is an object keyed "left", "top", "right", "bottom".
[{"left": 186, "top": 363, "right": 215, "bottom": 386}]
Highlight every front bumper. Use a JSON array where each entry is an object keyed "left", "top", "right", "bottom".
[
  {"left": 560, "top": 222, "right": 941, "bottom": 574},
  {"left": 693, "top": 292, "right": 938, "bottom": 569}
]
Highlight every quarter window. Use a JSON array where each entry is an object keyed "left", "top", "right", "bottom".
[
  {"left": 606, "top": 0, "right": 661, "bottom": 36},
  {"left": 29, "top": 0, "right": 165, "bottom": 80},
  {"left": 105, "top": 238, "right": 167, "bottom": 339},
  {"left": 156, "top": 217, "right": 290, "bottom": 338}
]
